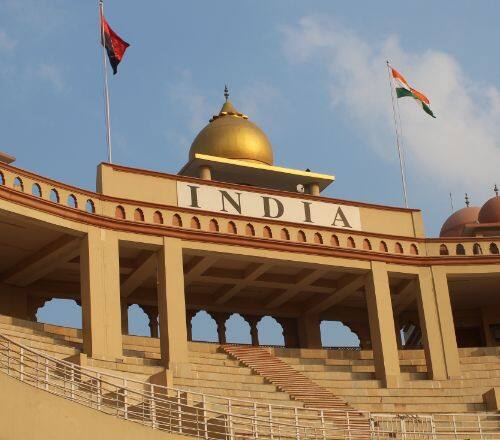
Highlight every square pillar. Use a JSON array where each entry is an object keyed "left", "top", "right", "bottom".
[
  {"left": 429, "top": 267, "right": 461, "bottom": 378},
  {"left": 80, "top": 228, "right": 123, "bottom": 360},
  {"left": 157, "top": 237, "right": 189, "bottom": 373},
  {"left": 298, "top": 314, "right": 322, "bottom": 348},
  {"left": 414, "top": 267, "right": 449, "bottom": 379},
  {"left": 121, "top": 301, "right": 129, "bottom": 335},
  {"left": 365, "top": 262, "right": 400, "bottom": 388},
  {"left": 277, "top": 317, "right": 299, "bottom": 348}
]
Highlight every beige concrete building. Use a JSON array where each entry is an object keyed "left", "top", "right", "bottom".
[{"left": 0, "top": 95, "right": 499, "bottom": 438}]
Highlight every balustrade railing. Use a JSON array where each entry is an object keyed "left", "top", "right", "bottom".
[{"left": 0, "top": 333, "right": 498, "bottom": 439}]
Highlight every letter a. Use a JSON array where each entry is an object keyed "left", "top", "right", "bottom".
[{"left": 332, "top": 207, "right": 352, "bottom": 228}]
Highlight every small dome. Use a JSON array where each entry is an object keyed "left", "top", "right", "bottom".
[
  {"left": 478, "top": 196, "right": 500, "bottom": 224},
  {"left": 189, "top": 99, "right": 274, "bottom": 166},
  {"left": 440, "top": 206, "right": 480, "bottom": 237}
]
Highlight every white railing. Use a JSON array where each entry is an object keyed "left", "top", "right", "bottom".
[{"left": 0, "top": 333, "right": 498, "bottom": 439}]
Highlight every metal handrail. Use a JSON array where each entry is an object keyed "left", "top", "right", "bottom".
[{"left": 0, "top": 332, "right": 498, "bottom": 439}]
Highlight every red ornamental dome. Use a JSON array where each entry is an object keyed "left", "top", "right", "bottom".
[
  {"left": 478, "top": 196, "right": 500, "bottom": 224},
  {"left": 439, "top": 206, "right": 480, "bottom": 237}
]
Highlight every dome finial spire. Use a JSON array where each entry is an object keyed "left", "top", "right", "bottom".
[
  {"left": 494, "top": 183, "right": 498, "bottom": 197},
  {"left": 465, "top": 193, "right": 470, "bottom": 207},
  {"left": 224, "top": 84, "right": 229, "bottom": 102}
]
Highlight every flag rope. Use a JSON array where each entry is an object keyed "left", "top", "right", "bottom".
[
  {"left": 99, "top": 0, "right": 113, "bottom": 163},
  {"left": 386, "top": 60, "right": 409, "bottom": 208}
]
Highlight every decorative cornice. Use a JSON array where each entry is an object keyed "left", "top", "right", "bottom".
[{"left": 0, "top": 185, "right": 498, "bottom": 267}]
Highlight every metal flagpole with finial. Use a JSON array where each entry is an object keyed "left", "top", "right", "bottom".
[
  {"left": 99, "top": 0, "right": 113, "bottom": 163},
  {"left": 386, "top": 61, "right": 409, "bottom": 208}
]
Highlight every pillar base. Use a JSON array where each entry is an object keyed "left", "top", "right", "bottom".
[
  {"left": 150, "top": 369, "right": 174, "bottom": 388},
  {"left": 483, "top": 387, "right": 500, "bottom": 411},
  {"left": 64, "top": 353, "right": 88, "bottom": 367},
  {"left": 150, "top": 364, "right": 193, "bottom": 389},
  {"left": 383, "top": 374, "right": 401, "bottom": 389}
]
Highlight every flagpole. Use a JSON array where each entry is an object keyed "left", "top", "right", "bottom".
[
  {"left": 99, "top": 0, "right": 113, "bottom": 163},
  {"left": 386, "top": 60, "right": 409, "bottom": 208}
]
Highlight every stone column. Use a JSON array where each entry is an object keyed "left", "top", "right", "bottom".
[
  {"left": 121, "top": 301, "right": 129, "bottom": 335},
  {"left": 428, "top": 267, "right": 461, "bottom": 378},
  {"left": 213, "top": 312, "right": 229, "bottom": 344},
  {"left": 277, "top": 317, "right": 299, "bottom": 348},
  {"left": 393, "top": 315, "right": 403, "bottom": 349},
  {"left": 244, "top": 315, "right": 260, "bottom": 346},
  {"left": 305, "top": 182, "right": 320, "bottom": 196},
  {"left": 198, "top": 165, "right": 212, "bottom": 180},
  {"left": 298, "top": 314, "right": 322, "bottom": 348},
  {"left": 142, "top": 305, "right": 159, "bottom": 338},
  {"left": 365, "top": 262, "right": 400, "bottom": 388},
  {"left": 80, "top": 228, "right": 123, "bottom": 360},
  {"left": 481, "top": 307, "right": 497, "bottom": 347},
  {"left": 186, "top": 310, "right": 196, "bottom": 341},
  {"left": 157, "top": 237, "right": 189, "bottom": 373}
]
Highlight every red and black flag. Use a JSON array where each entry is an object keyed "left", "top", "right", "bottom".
[{"left": 100, "top": 9, "right": 129, "bottom": 75}]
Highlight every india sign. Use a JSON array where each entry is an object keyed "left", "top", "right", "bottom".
[{"left": 177, "top": 182, "right": 362, "bottom": 231}]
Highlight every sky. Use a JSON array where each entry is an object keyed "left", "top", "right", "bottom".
[{"left": 2, "top": 1, "right": 499, "bottom": 345}]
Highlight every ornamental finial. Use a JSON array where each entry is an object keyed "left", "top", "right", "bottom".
[
  {"left": 494, "top": 184, "right": 498, "bottom": 197},
  {"left": 224, "top": 84, "right": 229, "bottom": 102},
  {"left": 465, "top": 193, "right": 470, "bottom": 207}
]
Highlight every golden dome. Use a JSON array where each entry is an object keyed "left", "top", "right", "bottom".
[{"left": 189, "top": 96, "right": 274, "bottom": 166}]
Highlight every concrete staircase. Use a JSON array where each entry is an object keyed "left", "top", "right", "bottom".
[
  {"left": 221, "top": 345, "right": 372, "bottom": 437},
  {"left": 272, "top": 347, "right": 500, "bottom": 413},
  {"left": 222, "top": 344, "right": 351, "bottom": 411}
]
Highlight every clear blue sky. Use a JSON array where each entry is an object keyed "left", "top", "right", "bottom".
[{"left": 2, "top": 1, "right": 499, "bottom": 344}]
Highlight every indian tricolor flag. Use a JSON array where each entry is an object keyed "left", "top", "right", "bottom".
[{"left": 391, "top": 67, "right": 436, "bottom": 118}]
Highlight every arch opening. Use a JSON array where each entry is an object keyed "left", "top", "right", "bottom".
[
  {"left": 256, "top": 316, "right": 284, "bottom": 346},
  {"left": 320, "top": 321, "right": 360, "bottom": 348},
  {"left": 191, "top": 310, "right": 218, "bottom": 342},
  {"left": 50, "top": 189, "right": 60, "bottom": 203},
  {"left": 225, "top": 313, "right": 252, "bottom": 344},
  {"left": 127, "top": 304, "right": 150, "bottom": 337},
  {"left": 37, "top": 299, "right": 82, "bottom": 329},
  {"left": 67, "top": 194, "right": 78, "bottom": 209},
  {"left": 13, "top": 177, "right": 23, "bottom": 191},
  {"left": 86, "top": 199, "right": 95, "bottom": 213},
  {"left": 31, "top": 183, "right": 42, "bottom": 197}
]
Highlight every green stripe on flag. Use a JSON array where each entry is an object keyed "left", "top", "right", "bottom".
[
  {"left": 396, "top": 87, "right": 413, "bottom": 99},
  {"left": 422, "top": 102, "right": 436, "bottom": 118},
  {"left": 396, "top": 87, "right": 436, "bottom": 118}
]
